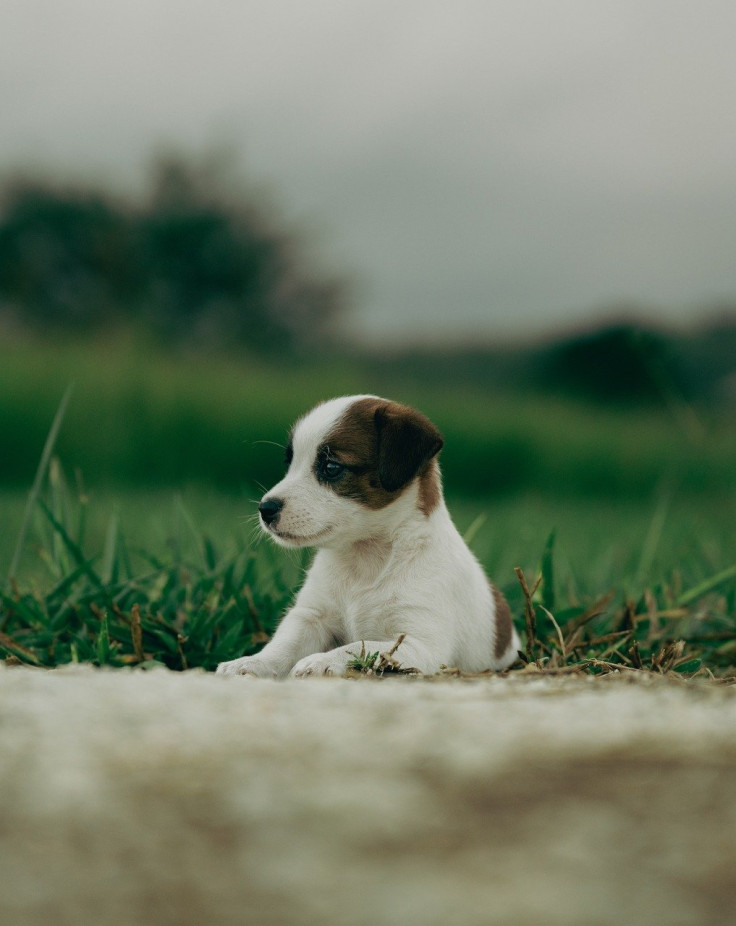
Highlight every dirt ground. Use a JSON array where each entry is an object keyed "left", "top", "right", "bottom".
[{"left": 1, "top": 664, "right": 734, "bottom": 926}]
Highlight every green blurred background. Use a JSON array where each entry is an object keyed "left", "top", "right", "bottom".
[
  {"left": 1, "top": 158, "right": 735, "bottom": 583},
  {"left": 1, "top": 4, "right": 735, "bottom": 594}
]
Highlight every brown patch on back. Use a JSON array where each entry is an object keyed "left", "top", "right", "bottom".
[
  {"left": 322, "top": 398, "right": 443, "bottom": 515},
  {"left": 492, "top": 584, "right": 513, "bottom": 659}
]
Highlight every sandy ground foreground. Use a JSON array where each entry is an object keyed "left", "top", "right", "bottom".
[{"left": 1, "top": 665, "right": 735, "bottom": 926}]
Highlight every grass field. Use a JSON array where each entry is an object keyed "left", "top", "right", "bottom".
[
  {"left": 1, "top": 338, "right": 734, "bottom": 677},
  {"left": 2, "top": 470, "right": 734, "bottom": 677}
]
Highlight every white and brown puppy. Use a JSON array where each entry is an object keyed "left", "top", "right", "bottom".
[{"left": 217, "top": 396, "right": 520, "bottom": 678}]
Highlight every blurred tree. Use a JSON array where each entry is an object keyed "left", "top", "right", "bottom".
[
  {"left": 0, "top": 156, "right": 346, "bottom": 352},
  {"left": 136, "top": 157, "right": 345, "bottom": 351},
  {"left": 0, "top": 182, "right": 136, "bottom": 331},
  {"left": 677, "top": 312, "right": 736, "bottom": 401},
  {"left": 537, "top": 322, "right": 687, "bottom": 405}
]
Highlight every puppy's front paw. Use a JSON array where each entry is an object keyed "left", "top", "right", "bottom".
[
  {"left": 216, "top": 656, "right": 274, "bottom": 678},
  {"left": 290, "top": 652, "right": 349, "bottom": 678}
]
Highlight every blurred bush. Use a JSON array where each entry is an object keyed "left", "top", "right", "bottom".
[
  {"left": 0, "top": 156, "right": 345, "bottom": 352},
  {"left": 535, "top": 324, "right": 681, "bottom": 404}
]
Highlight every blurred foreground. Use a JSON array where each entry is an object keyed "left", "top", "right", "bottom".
[{"left": 2, "top": 666, "right": 734, "bottom": 926}]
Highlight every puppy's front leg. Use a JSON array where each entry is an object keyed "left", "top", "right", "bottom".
[
  {"left": 216, "top": 607, "right": 333, "bottom": 678},
  {"left": 290, "top": 635, "right": 442, "bottom": 678}
]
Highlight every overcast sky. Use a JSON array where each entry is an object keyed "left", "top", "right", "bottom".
[{"left": 2, "top": 0, "right": 736, "bottom": 343}]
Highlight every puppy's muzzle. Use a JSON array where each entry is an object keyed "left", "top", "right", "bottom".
[{"left": 259, "top": 498, "right": 284, "bottom": 527}]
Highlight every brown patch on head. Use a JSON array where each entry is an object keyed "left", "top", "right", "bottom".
[
  {"left": 492, "top": 584, "right": 513, "bottom": 660},
  {"left": 321, "top": 398, "right": 444, "bottom": 515}
]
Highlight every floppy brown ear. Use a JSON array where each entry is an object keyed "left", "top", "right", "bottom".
[{"left": 374, "top": 403, "right": 444, "bottom": 493}]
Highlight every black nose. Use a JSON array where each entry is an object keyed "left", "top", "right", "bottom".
[{"left": 259, "top": 498, "right": 284, "bottom": 526}]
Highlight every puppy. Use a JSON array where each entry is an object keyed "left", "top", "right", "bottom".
[{"left": 217, "top": 396, "right": 520, "bottom": 678}]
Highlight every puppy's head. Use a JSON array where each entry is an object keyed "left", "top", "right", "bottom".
[{"left": 259, "top": 395, "right": 444, "bottom": 547}]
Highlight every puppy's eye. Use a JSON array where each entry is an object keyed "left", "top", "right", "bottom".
[
  {"left": 321, "top": 459, "right": 344, "bottom": 480},
  {"left": 285, "top": 443, "right": 293, "bottom": 467}
]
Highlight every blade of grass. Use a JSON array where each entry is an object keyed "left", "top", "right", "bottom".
[
  {"left": 130, "top": 603, "right": 144, "bottom": 662},
  {"left": 541, "top": 529, "right": 556, "bottom": 613},
  {"left": 515, "top": 566, "right": 542, "bottom": 661},
  {"left": 677, "top": 565, "right": 736, "bottom": 607},
  {"left": 101, "top": 508, "right": 120, "bottom": 585},
  {"left": 37, "top": 499, "right": 104, "bottom": 590},
  {"left": 175, "top": 495, "right": 209, "bottom": 567},
  {"left": 0, "top": 631, "right": 42, "bottom": 666},
  {"left": 46, "top": 560, "right": 102, "bottom": 602},
  {"left": 636, "top": 487, "right": 672, "bottom": 587},
  {"left": 96, "top": 610, "right": 111, "bottom": 665},
  {"left": 8, "top": 383, "right": 74, "bottom": 582},
  {"left": 74, "top": 468, "right": 89, "bottom": 550},
  {"left": 462, "top": 513, "right": 487, "bottom": 548},
  {"left": 49, "top": 458, "right": 72, "bottom": 575},
  {"left": 539, "top": 605, "right": 566, "bottom": 659}
]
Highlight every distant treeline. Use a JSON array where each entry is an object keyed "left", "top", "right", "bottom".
[
  {"left": 1, "top": 340, "right": 734, "bottom": 496},
  {"left": 0, "top": 156, "right": 345, "bottom": 352},
  {"left": 362, "top": 316, "right": 736, "bottom": 407},
  {"left": 0, "top": 159, "right": 734, "bottom": 406}
]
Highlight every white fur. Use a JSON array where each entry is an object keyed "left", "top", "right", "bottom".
[{"left": 217, "top": 396, "right": 520, "bottom": 678}]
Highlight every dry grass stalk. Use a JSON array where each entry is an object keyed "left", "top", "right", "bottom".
[
  {"left": 130, "top": 603, "right": 144, "bottom": 662},
  {"left": 514, "top": 566, "right": 542, "bottom": 661}
]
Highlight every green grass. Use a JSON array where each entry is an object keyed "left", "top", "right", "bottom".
[
  {"left": 1, "top": 473, "right": 298, "bottom": 671},
  {"left": 1, "top": 467, "right": 734, "bottom": 677},
  {"left": 0, "top": 337, "right": 734, "bottom": 678}
]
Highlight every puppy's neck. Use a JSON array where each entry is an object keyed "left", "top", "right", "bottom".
[
  {"left": 326, "top": 483, "right": 448, "bottom": 581},
  {"left": 340, "top": 536, "right": 395, "bottom": 582}
]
